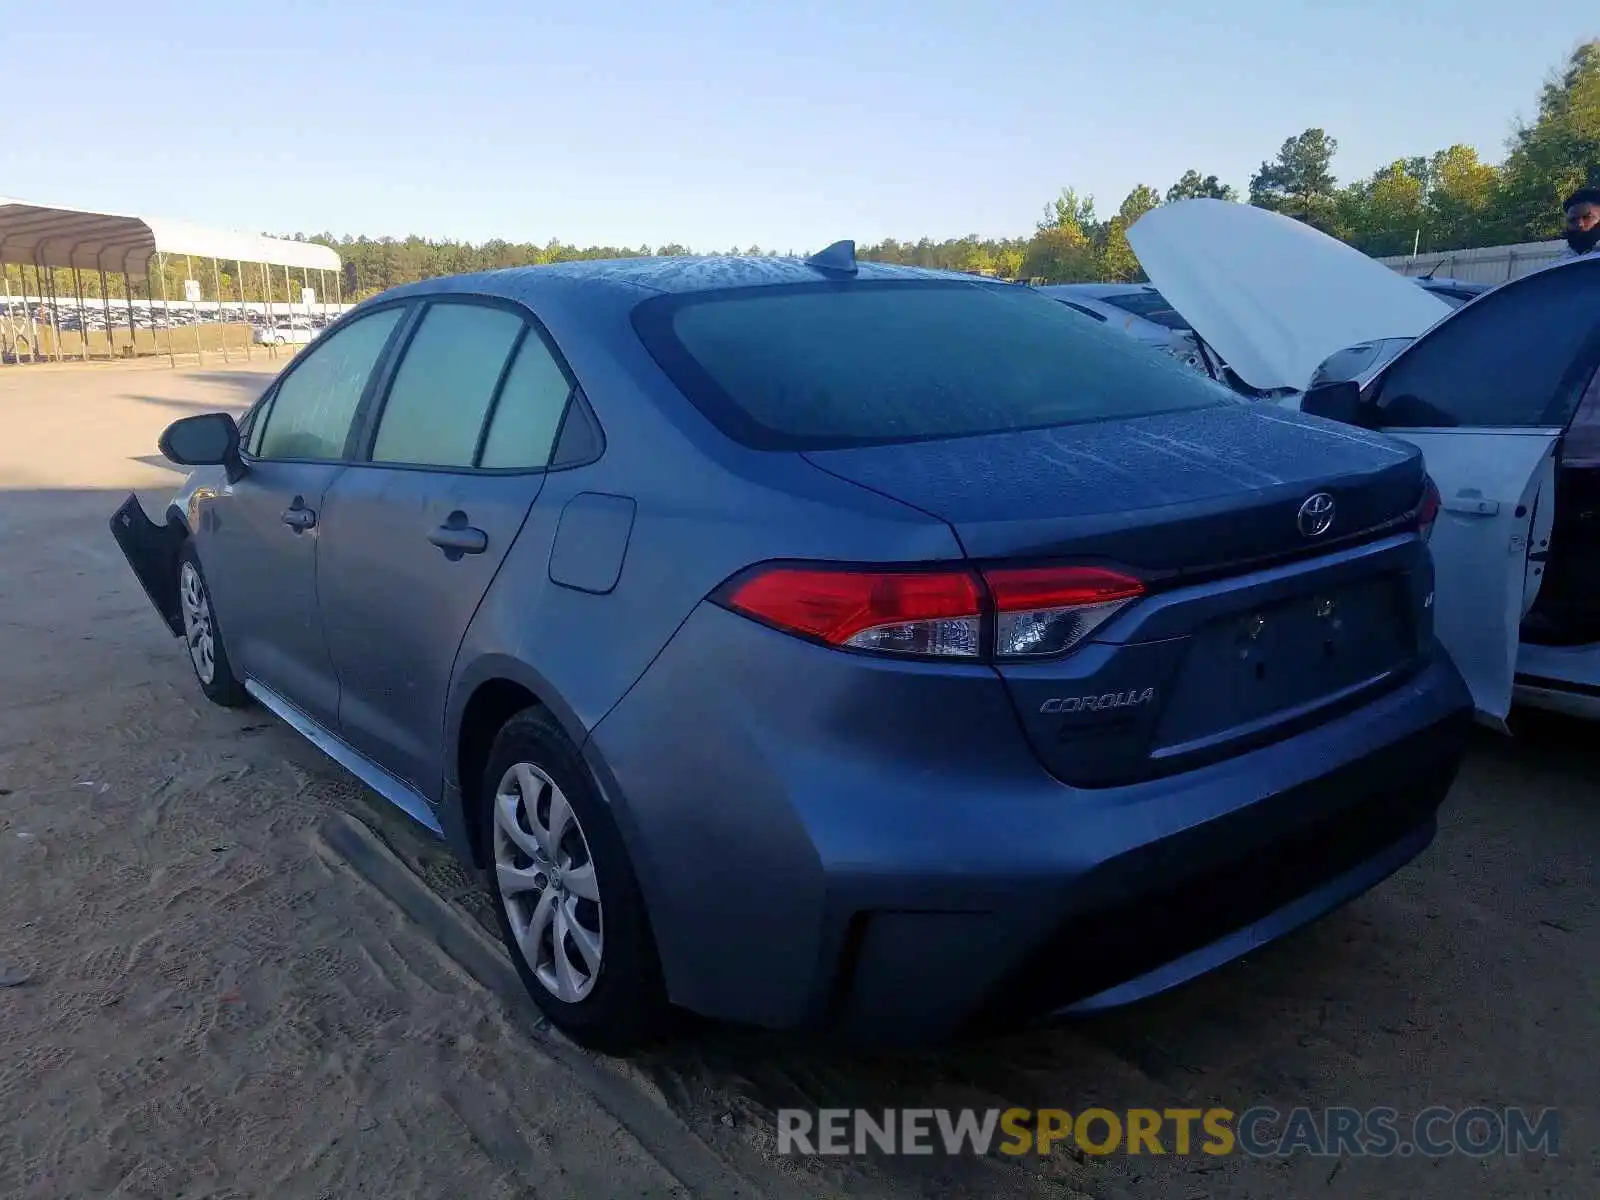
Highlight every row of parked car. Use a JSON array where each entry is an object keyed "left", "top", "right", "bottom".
[
  {"left": 110, "top": 206, "right": 1597, "bottom": 1051},
  {"left": 2, "top": 305, "right": 342, "bottom": 334}
]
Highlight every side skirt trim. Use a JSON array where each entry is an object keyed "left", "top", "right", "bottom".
[{"left": 245, "top": 679, "right": 444, "bottom": 838}]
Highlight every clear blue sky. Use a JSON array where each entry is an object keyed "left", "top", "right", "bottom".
[{"left": 1, "top": 1, "right": 1591, "bottom": 250}]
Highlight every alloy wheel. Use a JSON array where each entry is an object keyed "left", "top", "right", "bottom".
[
  {"left": 492, "top": 761, "right": 605, "bottom": 1002},
  {"left": 179, "top": 560, "right": 216, "bottom": 685}
]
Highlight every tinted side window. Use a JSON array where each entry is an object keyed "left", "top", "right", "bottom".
[
  {"left": 478, "top": 333, "right": 574, "bottom": 469},
  {"left": 245, "top": 394, "right": 275, "bottom": 456},
  {"left": 256, "top": 308, "right": 405, "bottom": 460},
  {"left": 236, "top": 399, "right": 260, "bottom": 449},
  {"left": 371, "top": 303, "right": 525, "bottom": 468},
  {"left": 1564, "top": 363, "right": 1600, "bottom": 467},
  {"left": 1373, "top": 261, "right": 1600, "bottom": 428}
]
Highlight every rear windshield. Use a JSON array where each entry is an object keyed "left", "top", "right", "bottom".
[
  {"left": 631, "top": 280, "right": 1231, "bottom": 450},
  {"left": 1095, "top": 289, "right": 1193, "bottom": 331}
]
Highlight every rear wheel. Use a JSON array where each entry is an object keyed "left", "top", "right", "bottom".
[
  {"left": 481, "top": 706, "right": 669, "bottom": 1051},
  {"left": 178, "top": 543, "right": 249, "bottom": 708}
]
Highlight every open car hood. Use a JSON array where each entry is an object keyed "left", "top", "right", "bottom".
[{"left": 1127, "top": 199, "right": 1453, "bottom": 394}]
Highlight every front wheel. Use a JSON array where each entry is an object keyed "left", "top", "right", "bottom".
[
  {"left": 481, "top": 706, "right": 669, "bottom": 1051},
  {"left": 178, "top": 543, "right": 249, "bottom": 708}
]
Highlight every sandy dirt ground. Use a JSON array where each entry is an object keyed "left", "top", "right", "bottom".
[{"left": 0, "top": 361, "right": 1594, "bottom": 1199}]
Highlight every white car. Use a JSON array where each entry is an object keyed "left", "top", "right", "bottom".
[
  {"left": 1128, "top": 200, "right": 1456, "bottom": 405},
  {"left": 253, "top": 318, "right": 319, "bottom": 346},
  {"left": 1033, "top": 283, "right": 1258, "bottom": 390},
  {"left": 1129, "top": 199, "right": 1600, "bottom": 728},
  {"left": 1037, "top": 276, "right": 1472, "bottom": 403}
]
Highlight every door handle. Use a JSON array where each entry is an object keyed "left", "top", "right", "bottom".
[
  {"left": 281, "top": 499, "right": 317, "bottom": 531},
  {"left": 427, "top": 521, "right": 488, "bottom": 556},
  {"left": 1441, "top": 497, "right": 1499, "bottom": 517}
]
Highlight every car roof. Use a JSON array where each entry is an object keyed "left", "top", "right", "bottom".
[{"left": 372, "top": 255, "right": 989, "bottom": 308}]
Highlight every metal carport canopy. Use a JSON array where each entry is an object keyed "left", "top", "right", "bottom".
[{"left": 0, "top": 197, "right": 340, "bottom": 275}]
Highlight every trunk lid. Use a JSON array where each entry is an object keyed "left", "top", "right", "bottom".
[
  {"left": 1127, "top": 199, "right": 1453, "bottom": 394},
  {"left": 804, "top": 405, "right": 1434, "bottom": 786},
  {"left": 802, "top": 402, "right": 1423, "bottom": 573}
]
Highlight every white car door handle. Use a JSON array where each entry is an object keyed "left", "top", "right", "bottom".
[{"left": 1442, "top": 497, "right": 1500, "bottom": 517}]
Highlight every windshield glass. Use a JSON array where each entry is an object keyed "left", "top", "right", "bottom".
[
  {"left": 1094, "top": 288, "right": 1193, "bottom": 331},
  {"left": 632, "top": 280, "right": 1232, "bottom": 450}
]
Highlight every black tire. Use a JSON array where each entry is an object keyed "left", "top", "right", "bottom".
[
  {"left": 481, "top": 706, "right": 670, "bottom": 1052},
  {"left": 177, "top": 541, "right": 250, "bottom": 708}
]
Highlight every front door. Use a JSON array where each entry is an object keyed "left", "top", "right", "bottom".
[
  {"left": 1362, "top": 256, "right": 1600, "bottom": 726},
  {"left": 316, "top": 299, "right": 576, "bottom": 795},
  {"left": 199, "top": 304, "right": 410, "bottom": 729}
]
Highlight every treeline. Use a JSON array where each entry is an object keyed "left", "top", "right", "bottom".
[
  {"left": 863, "top": 40, "right": 1598, "bottom": 281},
  {"left": 4, "top": 41, "right": 1596, "bottom": 304}
]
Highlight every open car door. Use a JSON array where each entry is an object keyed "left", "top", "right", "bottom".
[
  {"left": 1381, "top": 430, "right": 1556, "bottom": 728},
  {"left": 1345, "top": 256, "right": 1600, "bottom": 728}
]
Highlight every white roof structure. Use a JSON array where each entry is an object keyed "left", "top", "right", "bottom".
[{"left": 0, "top": 198, "right": 340, "bottom": 276}]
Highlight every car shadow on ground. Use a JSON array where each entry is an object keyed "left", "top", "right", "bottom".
[
  {"left": 1493, "top": 706, "right": 1600, "bottom": 772},
  {"left": 129, "top": 454, "right": 189, "bottom": 476},
  {"left": 360, "top": 697, "right": 1598, "bottom": 1198},
  {"left": 123, "top": 390, "right": 261, "bottom": 416}
]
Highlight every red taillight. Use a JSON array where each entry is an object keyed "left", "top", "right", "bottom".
[
  {"left": 984, "top": 565, "right": 1146, "bottom": 658},
  {"left": 724, "top": 567, "right": 984, "bottom": 657},
  {"left": 1416, "top": 476, "right": 1441, "bottom": 542},
  {"left": 721, "top": 563, "right": 1145, "bottom": 660}
]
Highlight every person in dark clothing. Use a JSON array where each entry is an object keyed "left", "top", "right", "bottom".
[{"left": 1562, "top": 186, "right": 1600, "bottom": 256}]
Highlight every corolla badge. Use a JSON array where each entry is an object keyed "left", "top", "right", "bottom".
[
  {"left": 1039, "top": 688, "right": 1156, "bottom": 715},
  {"left": 1297, "top": 492, "right": 1336, "bottom": 538}
]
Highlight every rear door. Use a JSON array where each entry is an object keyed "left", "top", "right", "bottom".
[
  {"left": 315, "top": 297, "right": 578, "bottom": 794},
  {"left": 1364, "top": 257, "right": 1600, "bottom": 727}
]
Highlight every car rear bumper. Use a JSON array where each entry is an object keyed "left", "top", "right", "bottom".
[
  {"left": 969, "top": 716, "right": 1456, "bottom": 1029},
  {"left": 586, "top": 604, "right": 1473, "bottom": 1045},
  {"left": 109, "top": 493, "right": 186, "bottom": 637}
]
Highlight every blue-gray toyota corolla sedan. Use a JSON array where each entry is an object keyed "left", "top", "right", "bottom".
[{"left": 110, "top": 247, "right": 1473, "bottom": 1051}]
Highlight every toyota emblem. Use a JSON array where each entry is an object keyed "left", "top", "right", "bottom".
[{"left": 1297, "top": 492, "right": 1336, "bottom": 538}]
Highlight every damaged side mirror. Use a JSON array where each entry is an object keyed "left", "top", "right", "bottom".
[{"left": 158, "top": 412, "right": 246, "bottom": 483}]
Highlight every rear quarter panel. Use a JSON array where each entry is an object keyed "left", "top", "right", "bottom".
[{"left": 444, "top": 281, "right": 964, "bottom": 783}]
